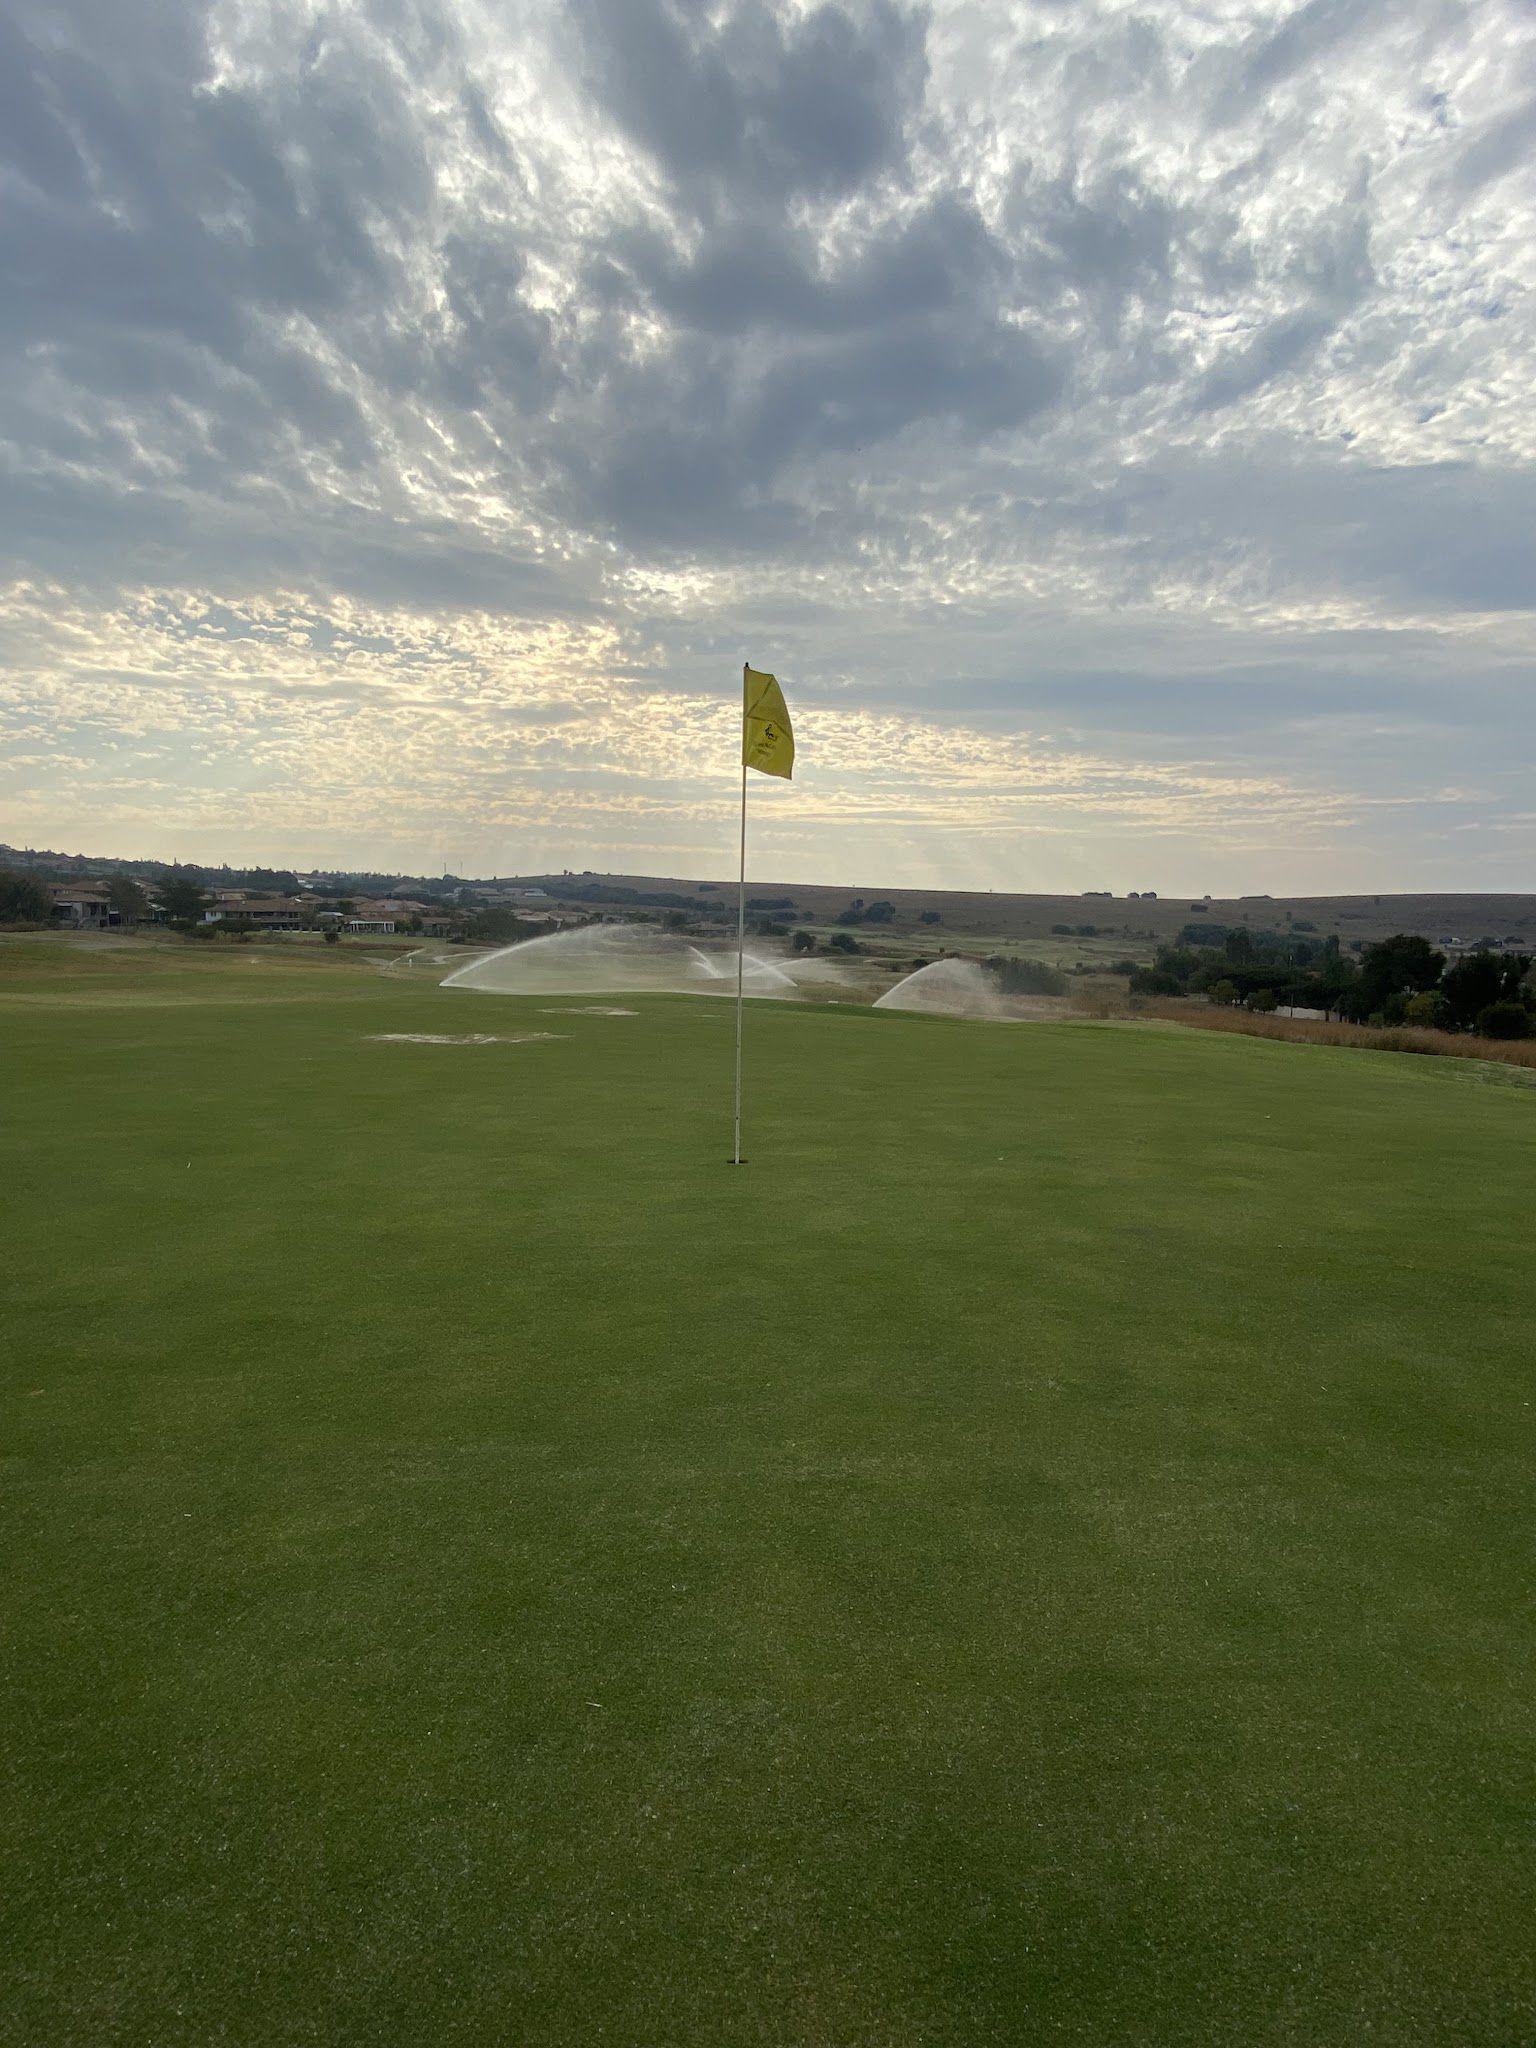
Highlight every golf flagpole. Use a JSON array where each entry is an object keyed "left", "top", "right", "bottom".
[
  {"left": 732, "top": 708, "right": 748, "bottom": 1165},
  {"left": 734, "top": 663, "right": 794, "bottom": 1167}
]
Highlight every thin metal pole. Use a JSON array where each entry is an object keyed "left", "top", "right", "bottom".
[{"left": 732, "top": 755, "right": 747, "bottom": 1164}]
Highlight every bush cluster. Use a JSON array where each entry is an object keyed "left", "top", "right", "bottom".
[{"left": 1132, "top": 929, "right": 1533, "bottom": 1039}]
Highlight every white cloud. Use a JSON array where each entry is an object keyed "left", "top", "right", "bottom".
[{"left": 0, "top": 0, "right": 1531, "bottom": 887}]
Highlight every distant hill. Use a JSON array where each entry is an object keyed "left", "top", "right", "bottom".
[
  {"left": 5, "top": 843, "right": 1532, "bottom": 956},
  {"left": 515, "top": 873, "right": 1536, "bottom": 954}
]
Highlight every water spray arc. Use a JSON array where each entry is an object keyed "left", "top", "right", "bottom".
[
  {"left": 440, "top": 923, "right": 794, "bottom": 998},
  {"left": 873, "top": 957, "right": 1010, "bottom": 1019}
]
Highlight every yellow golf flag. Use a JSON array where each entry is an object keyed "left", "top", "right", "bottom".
[{"left": 743, "top": 665, "right": 794, "bottom": 780}]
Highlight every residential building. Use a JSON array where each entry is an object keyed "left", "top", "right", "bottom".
[
  {"left": 50, "top": 885, "right": 119, "bottom": 929},
  {"left": 202, "top": 894, "right": 306, "bottom": 929}
]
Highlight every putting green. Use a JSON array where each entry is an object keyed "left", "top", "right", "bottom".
[{"left": 4, "top": 937, "right": 1533, "bottom": 2044}]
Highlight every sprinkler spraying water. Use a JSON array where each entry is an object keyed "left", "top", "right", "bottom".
[
  {"left": 441, "top": 922, "right": 796, "bottom": 999},
  {"left": 873, "top": 957, "right": 1010, "bottom": 1019}
]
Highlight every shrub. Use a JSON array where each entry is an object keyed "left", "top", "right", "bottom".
[
  {"left": 1111, "top": 958, "right": 1137, "bottom": 975},
  {"left": 827, "top": 931, "right": 859, "bottom": 955},
  {"left": 1130, "top": 968, "right": 1185, "bottom": 996},
  {"left": 1248, "top": 988, "right": 1278, "bottom": 1013},
  {"left": 991, "top": 956, "right": 1068, "bottom": 997},
  {"left": 1475, "top": 1001, "right": 1533, "bottom": 1040}
]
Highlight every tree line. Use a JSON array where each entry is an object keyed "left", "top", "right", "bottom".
[{"left": 1132, "top": 928, "right": 1534, "bottom": 1038}]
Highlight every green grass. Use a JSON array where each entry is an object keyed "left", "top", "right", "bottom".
[{"left": 4, "top": 935, "right": 1534, "bottom": 2045}]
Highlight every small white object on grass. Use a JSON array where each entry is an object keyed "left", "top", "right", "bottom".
[{"left": 366, "top": 1032, "right": 564, "bottom": 1046}]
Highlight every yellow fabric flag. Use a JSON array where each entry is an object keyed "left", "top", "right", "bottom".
[{"left": 743, "top": 665, "right": 794, "bottom": 780}]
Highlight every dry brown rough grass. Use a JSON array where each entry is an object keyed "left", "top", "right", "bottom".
[{"left": 1142, "top": 999, "right": 1536, "bottom": 1072}]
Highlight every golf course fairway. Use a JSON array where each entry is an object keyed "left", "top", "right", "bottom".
[{"left": 4, "top": 936, "right": 1533, "bottom": 2045}]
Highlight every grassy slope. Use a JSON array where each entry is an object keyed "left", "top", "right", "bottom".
[{"left": 4, "top": 938, "right": 1534, "bottom": 2045}]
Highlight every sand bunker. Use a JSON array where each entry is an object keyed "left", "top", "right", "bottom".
[{"left": 442, "top": 923, "right": 796, "bottom": 999}]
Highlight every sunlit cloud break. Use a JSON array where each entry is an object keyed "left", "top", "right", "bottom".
[{"left": 1, "top": 0, "right": 1532, "bottom": 891}]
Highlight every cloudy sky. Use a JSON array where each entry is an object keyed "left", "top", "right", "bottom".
[{"left": 2, "top": 0, "right": 1532, "bottom": 891}]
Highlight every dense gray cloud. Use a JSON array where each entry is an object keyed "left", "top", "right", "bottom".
[
  {"left": 568, "top": 0, "right": 928, "bottom": 205},
  {"left": 0, "top": 0, "right": 1532, "bottom": 888}
]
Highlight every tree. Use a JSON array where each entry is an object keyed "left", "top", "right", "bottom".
[
  {"left": 106, "top": 875, "right": 151, "bottom": 923},
  {"left": 1475, "top": 1001, "right": 1533, "bottom": 1040},
  {"left": 0, "top": 869, "right": 53, "bottom": 923},
  {"left": 1358, "top": 933, "right": 1444, "bottom": 1012},
  {"left": 1156, "top": 947, "right": 1202, "bottom": 985},
  {"left": 465, "top": 909, "right": 538, "bottom": 943},
  {"left": 826, "top": 931, "right": 859, "bottom": 954},
  {"left": 1248, "top": 987, "right": 1278, "bottom": 1013},
  {"left": 919, "top": 910, "right": 942, "bottom": 925},
  {"left": 1441, "top": 950, "right": 1532, "bottom": 1030},
  {"left": 790, "top": 930, "right": 816, "bottom": 954},
  {"left": 1404, "top": 991, "right": 1450, "bottom": 1029},
  {"left": 1209, "top": 978, "right": 1238, "bottom": 1005},
  {"left": 156, "top": 872, "right": 211, "bottom": 924}
]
